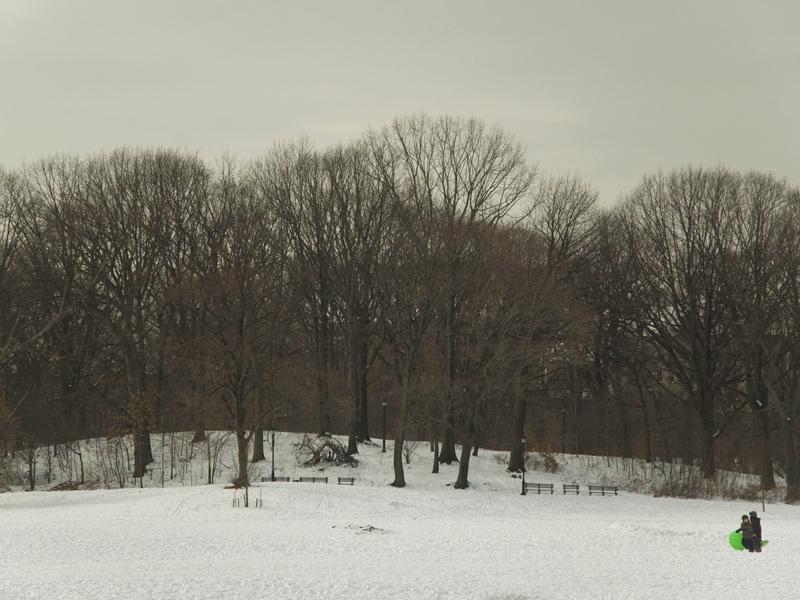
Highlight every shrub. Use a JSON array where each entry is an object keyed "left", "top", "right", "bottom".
[{"left": 296, "top": 434, "right": 358, "bottom": 468}]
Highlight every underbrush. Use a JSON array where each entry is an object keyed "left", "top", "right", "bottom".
[
  {"left": 0, "top": 432, "right": 263, "bottom": 491},
  {"left": 0, "top": 432, "right": 788, "bottom": 505},
  {"left": 560, "top": 454, "right": 784, "bottom": 502},
  {"left": 528, "top": 447, "right": 559, "bottom": 474}
]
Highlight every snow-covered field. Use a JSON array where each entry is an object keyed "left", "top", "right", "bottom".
[{"left": 1, "top": 434, "right": 797, "bottom": 600}]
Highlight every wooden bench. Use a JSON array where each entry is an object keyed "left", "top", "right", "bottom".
[
  {"left": 523, "top": 482, "right": 554, "bottom": 495},
  {"left": 337, "top": 477, "right": 355, "bottom": 486},
  {"left": 261, "top": 476, "right": 291, "bottom": 482},
  {"left": 588, "top": 485, "right": 617, "bottom": 496},
  {"left": 563, "top": 483, "right": 580, "bottom": 494},
  {"left": 296, "top": 476, "right": 328, "bottom": 483}
]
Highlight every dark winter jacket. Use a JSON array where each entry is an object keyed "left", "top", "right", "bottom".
[
  {"left": 750, "top": 515, "right": 762, "bottom": 540},
  {"left": 737, "top": 520, "right": 754, "bottom": 541}
]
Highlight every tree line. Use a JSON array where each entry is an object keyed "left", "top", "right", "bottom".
[{"left": 1, "top": 114, "right": 799, "bottom": 500}]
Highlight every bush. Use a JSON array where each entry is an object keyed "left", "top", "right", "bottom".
[
  {"left": 296, "top": 434, "right": 358, "bottom": 468},
  {"left": 528, "top": 445, "right": 558, "bottom": 474}
]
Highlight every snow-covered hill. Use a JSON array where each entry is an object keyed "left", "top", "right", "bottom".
[{"left": 0, "top": 433, "right": 796, "bottom": 599}]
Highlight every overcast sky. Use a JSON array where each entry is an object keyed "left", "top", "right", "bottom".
[{"left": 1, "top": 1, "right": 798, "bottom": 207}]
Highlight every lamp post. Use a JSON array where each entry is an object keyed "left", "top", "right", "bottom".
[
  {"left": 382, "top": 401, "right": 387, "bottom": 452},
  {"left": 561, "top": 408, "right": 566, "bottom": 456},
  {"left": 270, "top": 430, "right": 276, "bottom": 482},
  {"left": 520, "top": 437, "right": 527, "bottom": 495}
]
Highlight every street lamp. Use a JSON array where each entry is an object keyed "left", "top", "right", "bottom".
[
  {"left": 561, "top": 408, "right": 566, "bottom": 456},
  {"left": 270, "top": 430, "right": 276, "bottom": 482},
  {"left": 520, "top": 437, "right": 527, "bottom": 495},
  {"left": 382, "top": 401, "right": 387, "bottom": 452}
]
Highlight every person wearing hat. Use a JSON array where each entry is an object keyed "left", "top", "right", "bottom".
[
  {"left": 737, "top": 514, "right": 755, "bottom": 552},
  {"left": 749, "top": 511, "right": 762, "bottom": 552}
]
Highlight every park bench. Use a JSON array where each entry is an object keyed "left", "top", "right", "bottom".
[
  {"left": 522, "top": 482, "right": 554, "bottom": 495},
  {"left": 588, "top": 485, "right": 617, "bottom": 496},
  {"left": 261, "top": 476, "right": 291, "bottom": 482},
  {"left": 297, "top": 476, "right": 328, "bottom": 483},
  {"left": 337, "top": 477, "right": 355, "bottom": 486},
  {"left": 562, "top": 483, "right": 580, "bottom": 494}
]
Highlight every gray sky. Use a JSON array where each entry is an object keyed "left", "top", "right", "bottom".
[{"left": 2, "top": 1, "right": 798, "bottom": 207}]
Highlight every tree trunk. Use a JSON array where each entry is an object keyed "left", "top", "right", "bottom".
[
  {"left": 439, "top": 297, "right": 458, "bottom": 464},
  {"left": 782, "top": 422, "right": 800, "bottom": 503},
  {"left": 573, "top": 386, "right": 582, "bottom": 455},
  {"left": 232, "top": 384, "right": 250, "bottom": 488},
  {"left": 508, "top": 389, "right": 527, "bottom": 472},
  {"left": 390, "top": 397, "right": 407, "bottom": 488},
  {"left": 126, "top": 353, "right": 153, "bottom": 479},
  {"left": 439, "top": 409, "right": 458, "bottom": 464},
  {"left": 391, "top": 358, "right": 413, "bottom": 488},
  {"left": 133, "top": 427, "right": 152, "bottom": 479},
  {"left": 357, "top": 335, "right": 370, "bottom": 442},
  {"left": 454, "top": 403, "right": 477, "bottom": 489},
  {"left": 347, "top": 308, "right": 359, "bottom": 455},
  {"left": 454, "top": 441, "right": 473, "bottom": 489},
  {"left": 316, "top": 305, "right": 332, "bottom": 436},
  {"left": 619, "top": 393, "right": 632, "bottom": 459},
  {"left": 251, "top": 390, "right": 266, "bottom": 463},
  {"left": 252, "top": 429, "right": 265, "bottom": 463},
  {"left": 233, "top": 426, "right": 249, "bottom": 488},
  {"left": 755, "top": 407, "right": 776, "bottom": 489},
  {"left": 775, "top": 405, "right": 800, "bottom": 503},
  {"left": 634, "top": 378, "right": 653, "bottom": 463},
  {"left": 745, "top": 353, "right": 776, "bottom": 489},
  {"left": 698, "top": 403, "right": 716, "bottom": 478}
]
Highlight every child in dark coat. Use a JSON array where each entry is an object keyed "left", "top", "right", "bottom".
[{"left": 737, "top": 515, "right": 755, "bottom": 552}]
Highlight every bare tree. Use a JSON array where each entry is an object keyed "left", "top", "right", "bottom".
[
  {"left": 575, "top": 205, "right": 657, "bottom": 462},
  {"left": 367, "top": 114, "right": 537, "bottom": 466},
  {"left": 758, "top": 183, "right": 800, "bottom": 501},
  {"left": 0, "top": 168, "right": 25, "bottom": 442},
  {"left": 250, "top": 140, "right": 335, "bottom": 436},
  {"left": 728, "top": 172, "right": 795, "bottom": 490},
  {"left": 621, "top": 166, "right": 742, "bottom": 477},
  {"left": 324, "top": 142, "right": 391, "bottom": 454},
  {"left": 373, "top": 209, "right": 437, "bottom": 488},
  {"left": 188, "top": 158, "right": 292, "bottom": 490},
  {"left": 78, "top": 149, "right": 208, "bottom": 480},
  {"left": 512, "top": 173, "right": 599, "bottom": 467},
  {"left": 530, "top": 173, "right": 598, "bottom": 276},
  {"left": 452, "top": 224, "right": 589, "bottom": 488},
  {"left": 0, "top": 162, "right": 90, "bottom": 447}
]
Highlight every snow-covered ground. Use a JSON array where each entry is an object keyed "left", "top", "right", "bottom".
[{"left": 1, "top": 434, "right": 796, "bottom": 600}]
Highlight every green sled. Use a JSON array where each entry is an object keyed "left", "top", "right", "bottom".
[{"left": 729, "top": 531, "right": 769, "bottom": 550}]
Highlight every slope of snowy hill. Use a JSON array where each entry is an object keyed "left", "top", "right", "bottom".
[{"left": 0, "top": 433, "right": 796, "bottom": 600}]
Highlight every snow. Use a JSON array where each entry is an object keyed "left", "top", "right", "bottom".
[{"left": 1, "top": 434, "right": 797, "bottom": 600}]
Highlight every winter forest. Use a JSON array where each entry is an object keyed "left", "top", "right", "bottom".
[{"left": 2, "top": 113, "right": 800, "bottom": 501}]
